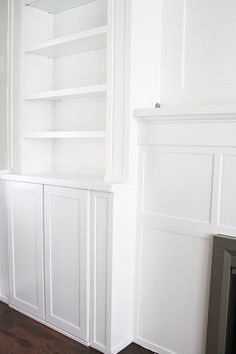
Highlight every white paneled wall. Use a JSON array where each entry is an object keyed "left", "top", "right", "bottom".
[
  {"left": 131, "top": 0, "right": 236, "bottom": 352},
  {"left": 134, "top": 114, "right": 236, "bottom": 354},
  {"left": 137, "top": 228, "right": 210, "bottom": 354},
  {"left": 161, "top": 0, "right": 236, "bottom": 106}
]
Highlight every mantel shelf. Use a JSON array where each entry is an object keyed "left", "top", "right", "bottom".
[
  {"left": 25, "top": 26, "right": 107, "bottom": 58},
  {"left": 24, "top": 85, "right": 106, "bottom": 101},
  {"left": 24, "top": 0, "right": 96, "bottom": 14},
  {"left": 24, "top": 131, "right": 106, "bottom": 139},
  {"left": 134, "top": 105, "right": 236, "bottom": 123}
]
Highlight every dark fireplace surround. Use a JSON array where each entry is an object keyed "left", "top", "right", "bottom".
[{"left": 206, "top": 235, "right": 236, "bottom": 354}]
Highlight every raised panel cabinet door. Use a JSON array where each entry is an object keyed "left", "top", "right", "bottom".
[
  {"left": 44, "top": 186, "right": 89, "bottom": 342},
  {"left": 7, "top": 181, "right": 45, "bottom": 319}
]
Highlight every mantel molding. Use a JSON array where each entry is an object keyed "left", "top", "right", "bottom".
[{"left": 134, "top": 105, "right": 236, "bottom": 123}]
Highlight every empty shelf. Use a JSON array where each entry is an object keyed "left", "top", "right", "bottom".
[
  {"left": 24, "top": 131, "right": 106, "bottom": 139},
  {"left": 24, "top": 85, "right": 106, "bottom": 101},
  {"left": 24, "top": 0, "right": 96, "bottom": 14},
  {"left": 25, "top": 26, "right": 107, "bottom": 58}
]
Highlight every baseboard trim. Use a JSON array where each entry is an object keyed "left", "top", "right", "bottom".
[
  {"left": 110, "top": 337, "right": 133, "bottom": 354},
  {"left": 0, "top": 296, "right": 9, "bottom": 304},
  {"left": 90, "top": 341, "right": 106, "bottom": 353},
  {"left": 9, "top": 304, "right": 89, "bottom": 347},
  {"left": 134, "top": 337, "right": 177, "bottom": 354}
]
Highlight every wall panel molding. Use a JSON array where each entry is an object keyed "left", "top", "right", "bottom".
[{"left": 134, "top": 111, "right": 236, "bottom": 354}]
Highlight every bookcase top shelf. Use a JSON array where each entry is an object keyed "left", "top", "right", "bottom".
[
  {"left": 25, "top": 26, "right": 107, "bottom": 58},
  {"left": 24, "top": 0, "right": 96, "bottom": 14}
]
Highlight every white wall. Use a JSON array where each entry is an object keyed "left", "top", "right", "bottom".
[
  {"left": 130, "top": 0, "right": 161, "bottom": 109},
  {"left": 160, "top": 0, "right": 236, "bottom": 106},
  {"left": 0, "top": 180, "right": 8, "bottom": 303},
  {"left": 0, "top": 0, "right": 8, "bottom": 171},
  {"left": 131, "top": 0, "right": 236, "bottom": 354}
]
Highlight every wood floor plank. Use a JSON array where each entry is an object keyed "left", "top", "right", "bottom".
[{"left": 0, "top": 302, "right": 152, "bottom": 354}]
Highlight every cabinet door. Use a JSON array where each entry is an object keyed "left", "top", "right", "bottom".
[
  {"left": 7, "top": 182, "right": 44, "bottom": 318},
  {"left": 44, "top": 186, "right": 89, "bottom": 342}
]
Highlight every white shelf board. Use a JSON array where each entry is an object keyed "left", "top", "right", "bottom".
[
  {"left": 24, "top": 0, "right": 96, "bottom": 14},
  {"left": 24, "top": 131, "right": 106, "bottom": 139},
  {"left": 24, "top": 85, "right": 106, "bottom": 101},
  {"left": 25, "top": 26, "right": 107, "bottom": 58}
]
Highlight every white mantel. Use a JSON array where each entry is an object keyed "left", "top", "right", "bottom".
[{"left": 134, "top": 105, "right": 236, "bottom": 123}]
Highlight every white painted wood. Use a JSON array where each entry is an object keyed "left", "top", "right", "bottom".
[
  {"left": 0, "top": 0, "right": 9, "bottom": 171},
  {"left": 24, "top": 131, "right": 106, "bottom": 139},
  {"left": 141, "top": 148, "right": 214, "bottom": 223},
  {"left": 0, "top": 181, "right": 8, "bottom": 303},
  {"left": 25, "top": 26, "right": 107, "bottom": 58},
  {"left": 24, "top": 0, "right": 96, "bottom": 14},
  {"left": 106, "top": 0, "right": 131, "bottom": 182},
  {"left": 135, "top": 105, "right": 236, "bottom": 122},
  {"left": 219, "top": 154, "right": 236, "bottom": 229},
  {"left": 136, "top": 228, "right": 210, "bottom": 354},
  {"left": 160, "top": 0, "right": 236, "bottom": 106},
  {"left": 44, "top": 185, "right": 89, "bottom": 341},
  {"left": 90, "top": 192, "right": 112, "bottom": 352},
  {"left": 52, "top": 1, "right": 107, "bottom": 39},
  {"left": 24, "top": 85, "right": 106, "bottom": 101},
  {"left": 90, "top": 189, "right": 137, "bottom": 354},
  {"left": 129, "top": 0, "right": 162, "bottom": 110},
  {"left": 108, "top": 190, "right": 137, "bottom": 353},
  {"left": 0, "top": 173, "right": 132, "bottom": 193},
  {"left": 137, "top": 121, "right": 236, "bottom": 148},
  {"left": 7, "top": 181, "right": 45, "bottom": 319},
  {"left": 134, "top": 105, "right": 236, "bottom": 353}
]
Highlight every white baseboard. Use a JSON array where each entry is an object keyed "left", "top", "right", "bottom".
[
  {"left": 90, "top": 341, "right": 106, "bottom": 353},
  {"left": 134, "top": 337, "right": 177, "bottom": 354},
  {"left": 9, "top": 304, "right": 89, "bottom": 347},
  {"left": 109, "top": 337, "right": 133, "bottom": 354},
  {"left": 0, "top": 296, "right": 9, "bottom": 304}
]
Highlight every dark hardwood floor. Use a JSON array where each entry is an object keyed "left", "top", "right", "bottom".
[{"left": 0, "top": 301, "right": 152, "bottom": 354}]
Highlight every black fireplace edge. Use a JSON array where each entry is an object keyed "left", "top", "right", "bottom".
[{"left": 206, "top": 234, "right": 236, "bottom": 354}]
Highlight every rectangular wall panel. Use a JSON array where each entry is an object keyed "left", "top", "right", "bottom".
[
  {"left": 142, "top": 150, "right": 214, "bottom": 223},
  {"left": 137, "top": 227, "right": 211, "bottom": 354},
  {"left": 219, "top": 155, "right": 236, "bottom": 229}
]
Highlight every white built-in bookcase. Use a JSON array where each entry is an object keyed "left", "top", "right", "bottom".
[{"left": 11, "top": 0, "right": 129, "bottom": 181}]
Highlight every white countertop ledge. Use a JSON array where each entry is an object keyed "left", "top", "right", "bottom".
[{"left": 0, "top": 173, "right": 133, "bottom": 193}]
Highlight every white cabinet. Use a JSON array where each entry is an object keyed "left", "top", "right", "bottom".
[
  {"left": 4, "top": 179, "right": 136, "bottom": 353},
  {"left": 44, "top": 186, "right": 89, "bottom": 342},
  {"left": 7, "top": 181, "right": 45, "bottom": 319}
]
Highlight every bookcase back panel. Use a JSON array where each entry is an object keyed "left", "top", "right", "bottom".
[
  {"left": 52, "top": 97, "right": 106, "bottom": 131},
  {"left": 53, "top": 0, "right": 107, "bottom": 37},
  {"left": 52, "top": 140, "right": 105, "bottom": 176}
]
